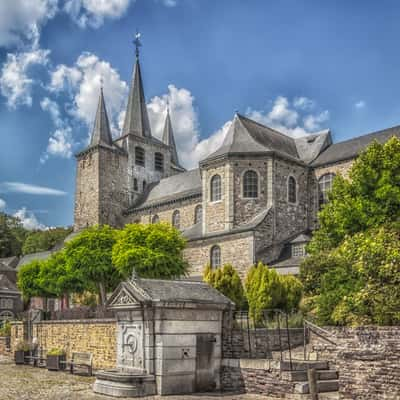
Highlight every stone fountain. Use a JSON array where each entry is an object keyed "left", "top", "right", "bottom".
[{"left": 93, "top": 275, "right": 233, "bottom": 397}]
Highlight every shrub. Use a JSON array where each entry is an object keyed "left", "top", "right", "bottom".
[
  {"left": 0, "top": 321, "right": 11, "bottom": 337},
  {"left": 245, "top": 263, "right": 303, "bottom": 324},
  {"left": 203, "top": 264, "right": 247, "bottom": 309},
  {"left": 47, "top": 348, "right": 66, "bottom": 356}
]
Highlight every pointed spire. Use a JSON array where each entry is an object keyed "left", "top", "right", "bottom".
[
  {"left": 90, "top": 87, "right": 113, "bottom": 146},
  {"left": 121, "top": 33, "right": 152, "bottom": 138},
  {"left": 162, "top": 107, "right": 180, "bottom": 166}
]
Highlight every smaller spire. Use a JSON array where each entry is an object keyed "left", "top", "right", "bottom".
[
  {"left": 90, "top": 87, "right": 113, "bottom": 146},
  {"left": 162, "top": 107, "right": 180, "bottom": 167}
]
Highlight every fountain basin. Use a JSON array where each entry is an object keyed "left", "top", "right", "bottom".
[{"left": 93, "top": 369, "right": 156, "bottom": 397}]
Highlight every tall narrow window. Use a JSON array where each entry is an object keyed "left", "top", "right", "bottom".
[
  {"left": 172, "top": 210, "right": 180, "bottom": 229},
  {"left": 194, "top": 204, "right": 202, "bottom": 224},
  {"left": 155, "top": 152, "right": 164, "bottom": 172},
  {"left": 210, "top": 174, "right": 222, "bottom": 201},
  {"left": 243, "top": 170, "right": 258, "bottom": 198},
  {"left": 143, "top": 180, "right": 146, "bottom": 191},
  {"left": 210, "top": 245, "right": 221, "bottom": 269},
  {"left": 318, "top": 173, "right": 335, "bottom": 206},
  {"left": 135, "top": 146, "right": 145, "bottom": 166},
  {"left": 288, "top": 176, "right": 297, "bottom": 203},
  {"left": 152, "top": 215, "right": 159, "bottom": 224},
  {"left": 133, "top": 178, "right": 138, "bottom": 191}
]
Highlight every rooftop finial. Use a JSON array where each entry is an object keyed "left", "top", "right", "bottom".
[
  {"left": 100, "top": 75, "right": 104, "bottom": 91},
  {"left": 133, "top": 30, "right": 142, "bottom": 59},
  {"left": 166, "top": 99, "right": 170, "bottom": 114}
]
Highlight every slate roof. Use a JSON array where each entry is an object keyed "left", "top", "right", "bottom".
[
  {"left": 0, "top": 256, "right": 19, "bottom": 269},
  {"left": 0, "top": 274, "right": 18, "bottom": 293},
  {"left": 122, "top": 57, "right": 152, "bottom": 138},
  {"left": 312, "top": 125, "right": 400, "bottom": 167},
  {"left": 294, "top": 130, "right": 332, "bottom": 164},
  {"left": 130, "top": 168, "right": 202, "bottom": 210},
  {"left": 117, "top": 278, "right": 234, "bottom": 306},
  {"left": 90, "top": 88, "right": 113, "bottom": 146},
  {"left": 17, "top": 251, "right": 53, "bottom": 271},
  {"left": 162, "top": 109, "right": 183, "bottom": 169}
]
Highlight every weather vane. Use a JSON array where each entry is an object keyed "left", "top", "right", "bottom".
[{"left": 133, "top": 30, "right": 142, "bottom": 59}]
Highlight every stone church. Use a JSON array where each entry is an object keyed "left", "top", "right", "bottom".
[{"left": 74, "top": 42, "right": 400, "bottom": 278}]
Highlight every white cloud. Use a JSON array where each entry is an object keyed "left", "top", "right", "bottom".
[
  {"left": 293, "top": 96, "right": 315, "bottom": 111},
  {"left": 14, "top": 207, "right": 45, "bottom": 230},
  {"left": 64, "top": 0, "right": 134, "bottom": 28},
  {"left": 49, "top": 52, "right": 128, "bottom": 141},
  {"left": 0, "top": 0, "right": 57, "bottom": 48},
  {"left": 0, "top": 182, "right": 66, "bottom": 196},
  {"left": 161, "top": 0, "right": 178, "bottom": 6},
  {"left": 355, "top": 100, "right": 366, "bottom": 109},
  {"left": 246, "top": 96, "right": 330, "bottom": 138},
  {"left": 40, "top": 97, "right": 75, "bottom": 162},
  {"left": 0, "top": 47, "right": 50, "bottom": 108},
  {"left": 303, "top": 110, "right": 330, "bottom": 131},
  {"left": 0, "top": 198, "right": 6, "bottom": 210}
]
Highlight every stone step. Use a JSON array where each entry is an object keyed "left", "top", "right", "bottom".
[
  {"left": 279, "top": 360, "right": 329, "bottom": 371},
  {"left": 294, "top": 379, "right": 339, "bottom": 394},
  {"left": 286, "top": 392, "right": 339, "bottom": 400},
  {"left": 287, "top": 369, "right": 338, "bottom": 382}
]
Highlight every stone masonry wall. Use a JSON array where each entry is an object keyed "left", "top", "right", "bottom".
[
  {"left": 126, "top": 196, "right": 201, "bottom": 230},
  {"left": 184, "top": 233, "right": 254, "bottom": 278},
  {"left": 10, "top": 320, "right": 116, "bottom": 370},
  {"left": 310, "top": 326, "right": 400, "bottom": 400},
  {"left": 0, "top": 336, "right": 10, "bottom": 355}
]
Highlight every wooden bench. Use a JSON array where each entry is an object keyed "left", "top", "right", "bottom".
[{"left": 67, "top": 352, "right": 93, "bottom": 376}]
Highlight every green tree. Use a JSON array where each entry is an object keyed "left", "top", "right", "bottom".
[
  {"left": 301, "top": 226, "right": 400, "bottom": 326},
  {"left": 203, "top": 264, "right": 247, "bottom": 309},
  {"left": 112, "top": 223, "right": 188, "bottom": 279},
  {"left": 308, "top": 137, "right": 400, "bottom": 253},
  {"left": 22, "top": 227, "right": 72, "bottom": 255},
  {"left": 0, "top": 212, "right": 28, "bottom": 257},
  {"left": 17, "top": 260, "right": 51, "bottom": 301},
  {"left": 245, "top": 263, "right": 303, "bottom": 324},
  {"left": 65, "top": 225, "right": 121, "bottom": 306}
]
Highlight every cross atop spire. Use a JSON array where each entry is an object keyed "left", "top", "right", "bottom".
[{"left": 133, "top": 30, "right": 142, "bottom": 59}]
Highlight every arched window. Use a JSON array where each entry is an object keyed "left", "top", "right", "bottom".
[
  {"left": 318, "top": 173, "right": 335, "bottom": 206},
  {"left": 210, "top": 245, "right": 221, "bottom": 269},
  {"left": 194, "top": 204, "right": 202, "bottom": 224},
  {"left": 155, "top": 152, "right": 164, "bottom": 172},
  {"left": 288, "top": 176, "right": 297, "bottom": 203},
  {"left": 243, "top": 170, "right": 258, "bottom": 198},
  {"left": 135, "top": 146, "right": 145, "bottom": 166},
  {"left": 172, "top": 210, "right": 180, "bottom": 229},
  {"left": 133, "top": 178, "right": 138, "bottom": 191},
  {"left": 152, "top": 215, "right": 160, "bottom": 224},
  {"left": 210, "top": 174, "right": 222, "bottom": 202},
  {"left": 143, "top": 180, "right": 146, "bottom": 191}
]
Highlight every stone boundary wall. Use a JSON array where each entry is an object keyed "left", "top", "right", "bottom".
[
  {"left": 11, "top": 319, "right": 116, "bottom": 370},
  {"left": 310, "top": 326, "right": 400, "bottom": 400},
  {"left": 221, "top": 359, "right": 295, "bottom": 397}
]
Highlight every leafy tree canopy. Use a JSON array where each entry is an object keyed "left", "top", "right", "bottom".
[
  {"left": 0, "top": 212, "right": 28, "bottom": 257},
  {"left": 245, "top": 262, "right": 303, "bottom": 324},
  {"left": 22, "top": 227, "right": 72, "bottom": 255},
  {"left": 308, "top": 137, "right": 400, "bottom": 254},
  {"left": 203, "top": 264, "right": 247, "bottom": 309},
  {"left": 300, "top": 226, "right": 400, "bottom": 326},
  {"left": 17, "top": 260, "right": 49, "bottom": 300},
  {"left": 112, "top": 223, "right": 188, "bottom": 279},
  {"left": 64, "top": 225, "right": 121, "bottom": 306}
]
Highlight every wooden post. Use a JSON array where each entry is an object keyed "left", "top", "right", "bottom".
[{"left": 307, "top": 368, "right": 318, "bottom": 400}]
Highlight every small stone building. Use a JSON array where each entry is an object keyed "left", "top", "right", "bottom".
[
  {"left": 94, "top": 277, "right": 233, "bottom": 397},
  {"left": 73, "top": 37, "right": 400, "bottom": 278},
  {"left": 0, "top": 261, "right": 23, "bottom": 322}
]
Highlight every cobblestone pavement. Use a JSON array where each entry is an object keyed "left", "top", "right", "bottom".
[{"left": 0, "top": 355, "right": 268, "bottom": 400}]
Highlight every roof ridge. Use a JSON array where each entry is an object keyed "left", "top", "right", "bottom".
[
  {"left": 332, "top": 124, "right": 400, "bottom": 146},
  {"left": 237, "top": 113, "right": 296, "bottom": 142}
]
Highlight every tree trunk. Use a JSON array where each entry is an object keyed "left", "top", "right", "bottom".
[{"left": 98, "top": 282, "right": 107, "bottom": 307}]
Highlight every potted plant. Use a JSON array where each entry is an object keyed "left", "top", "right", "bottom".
[
  {"left": 14, "top": 340, "right": 30, "bottom": 365},
  {"left": 46, "top": 348, "right": 66, "bottom": 371}
]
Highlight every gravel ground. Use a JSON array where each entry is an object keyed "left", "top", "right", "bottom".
[{"left": 0, "top": 355, "right": 268, "bottom": 400}]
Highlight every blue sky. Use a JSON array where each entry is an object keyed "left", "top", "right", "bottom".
[{"left": 0, "top": 0, "right": 400, "bottom": 229}]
